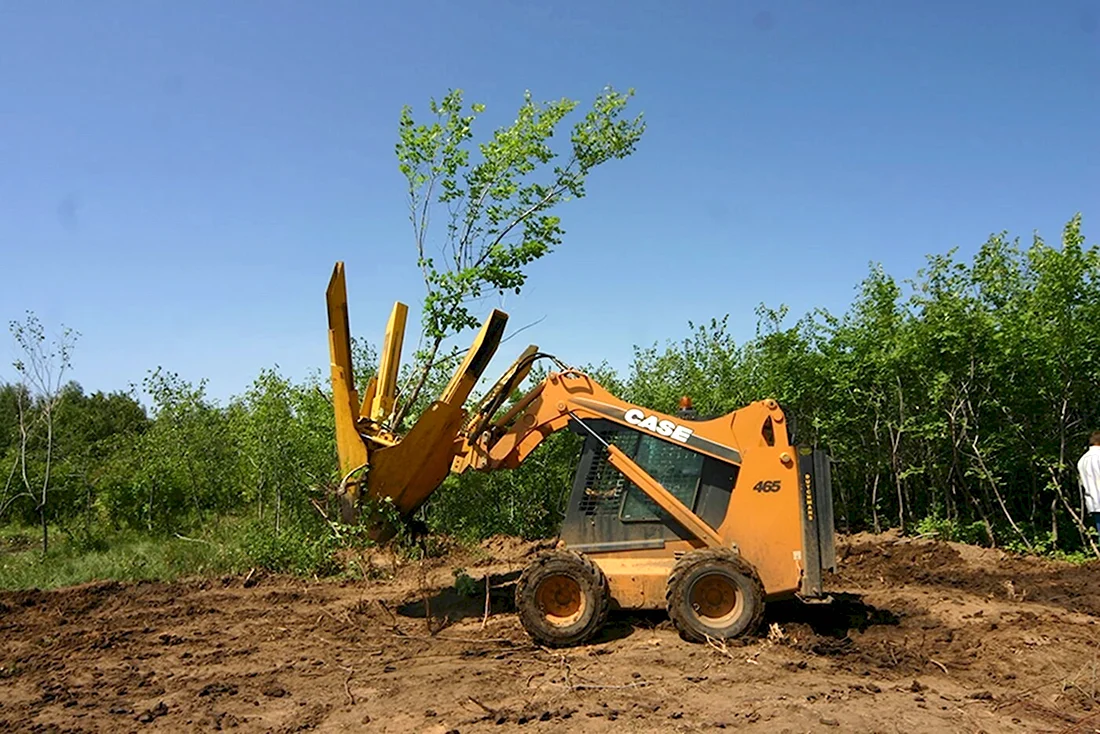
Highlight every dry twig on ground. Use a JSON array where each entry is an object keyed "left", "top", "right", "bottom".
[{"left": 339, "top": 666, "right": 355, "bottom": 705}]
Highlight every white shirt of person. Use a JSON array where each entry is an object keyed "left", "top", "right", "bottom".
[{"left": 1079, "top": 445, "right": 1100, "bottom": 514}]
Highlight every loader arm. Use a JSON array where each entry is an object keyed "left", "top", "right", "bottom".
[{"left": 453, "top": 369, "right": 793, "bottom": 549}]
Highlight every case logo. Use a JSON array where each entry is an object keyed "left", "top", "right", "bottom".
[{"left": 623, "top": 408, "right": 694, "bottom": 442}]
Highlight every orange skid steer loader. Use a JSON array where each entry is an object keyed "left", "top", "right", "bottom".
[{"left": 326, "top": 262, "right": 836, "bottom": 647}]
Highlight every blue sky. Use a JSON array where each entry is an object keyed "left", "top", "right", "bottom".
[{"left": 1, "top": 1, "right": 1097, "bottom": 405}]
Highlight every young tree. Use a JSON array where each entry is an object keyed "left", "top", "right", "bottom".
[
  {"left": 2, "top": 312, "right": 78, "bottom": 554},
  {"left": 231, "top": 367, "right": 339, "bottom": 535},
  {"left": 132, "top": 368, "right": 240, "bottom": 533},
  {"left": 390, "top": 85, "right": 646, "bottom": 428}
]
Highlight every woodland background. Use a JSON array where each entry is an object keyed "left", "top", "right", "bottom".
[{"left": 2, "top": 213, "right": 1098, "bottom": 588}]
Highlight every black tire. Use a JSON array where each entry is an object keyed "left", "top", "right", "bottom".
[
  {"left": 515, "top": 550, "right": 609, "bottom": 648},
  {"left": 665, "top": 548, "right": 765, "bottom": 643}
]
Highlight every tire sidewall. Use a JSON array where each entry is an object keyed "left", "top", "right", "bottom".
[
  {"left": 516, "top": 552, "right": 607, "bottom": 647},
  {"left": 668, "top": 552, "right": 763, "bottom": 642}
]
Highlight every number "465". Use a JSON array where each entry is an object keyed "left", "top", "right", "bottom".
[{"left": 753, "top": 480, "right": 781, "bottom": 493}]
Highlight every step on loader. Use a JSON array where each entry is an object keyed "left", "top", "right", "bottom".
[{"left": 325, "top": 262, "right": 836, "bottom": 647}]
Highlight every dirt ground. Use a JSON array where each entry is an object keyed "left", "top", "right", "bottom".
[{"left": 4, "top": 533, "right": 1100, "bottom": 734}]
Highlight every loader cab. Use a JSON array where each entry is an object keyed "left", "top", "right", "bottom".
[{"left": 558, "top": 418, "right": 739, "bottom": 551}]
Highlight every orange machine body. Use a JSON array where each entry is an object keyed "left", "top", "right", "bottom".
[
  {"left": 452, "top": 370, "right": 825, "bottom": 609},
  {"left": 325, "top": 261, "right": 835, "bottom": 617}
]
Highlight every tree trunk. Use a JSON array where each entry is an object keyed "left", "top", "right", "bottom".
[
  {"left": 870, "top": 410, "right": 882, "bottom": 534},
  {"left": 1051, "top": 496, "right": 1059, "bottom": 548},
  {"left": 888, "top": 424, "right": 905, "bottom": 532},
  {"left": 392, "top": 335, "right": 444, "bottom": 430},
  {"left": 148, "top": 483, "right": 155, "bottom": 532},
  {"left": 1049, "top": 466, "right": 1100, "bottom": 558},
  {"left": 968, "top": 431, "right": 1032, "bottom": 551},
  {"left": 962, "top": 488, "right": 995, "bottom": 546},
  {"left": 40, "top": 409, "right": 53, "bottom": 556},
  {"left": 871, "top": 473, "right": 881, "bottom": 534}
]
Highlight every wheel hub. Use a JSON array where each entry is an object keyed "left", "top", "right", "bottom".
[
  {"left": 535, "top": 574, "right": 586, "bottom": 626},
  {"left": 690, "top": 573, "right": 743, "bottom": 625}
]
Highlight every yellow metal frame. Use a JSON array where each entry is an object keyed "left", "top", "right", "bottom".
[
  {"left": 325, "top": 261, "right": 512, "bottom": 523},
  {"left": 371, "top": 302, "right": 407, "bottom": 423},
  {"left": 325, "top": 263, "right": 368, "bottom": 482}
]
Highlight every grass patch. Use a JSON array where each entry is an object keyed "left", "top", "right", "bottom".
[
  {"left": 0, "top": 515, "right": 356, "bottom": 591},
  {"left": 0, "top": 525, "right": 243, "bottom": 591}
]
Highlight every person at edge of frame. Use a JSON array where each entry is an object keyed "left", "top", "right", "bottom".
[{"left": 1079, "top": 430, "right": 1100, "bottom": 537}]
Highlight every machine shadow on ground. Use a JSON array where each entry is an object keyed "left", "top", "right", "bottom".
[
  {"left": 395, "top": 570, "right": 900, "bottom": 646},
  {"left": 396, "top": 570, "right": 521, "bottom": 624},
  {"left": 394, "top": 570, "right": 655, "bottom": 644},
  {"left": 765, "top": 592, "right": 901, "bottom": 637}
]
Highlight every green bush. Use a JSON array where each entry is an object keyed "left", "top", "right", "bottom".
[
  {"left": 913, "top": 514, "right": 991, "bottom": 546},
  {"left": 239, "top": 521, "right": 340, "bottom": 577}
]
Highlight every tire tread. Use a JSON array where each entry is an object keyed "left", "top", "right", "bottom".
[
  {"left": 515, "top": 549, "right": 609, "bottom": 648},
  {"left": 665, "top": 548, "right": 765, "bottom": 643}
]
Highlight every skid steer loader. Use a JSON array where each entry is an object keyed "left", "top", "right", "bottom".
[{"left": 326, "top": 262, "right": 835, "bottom": 647}]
